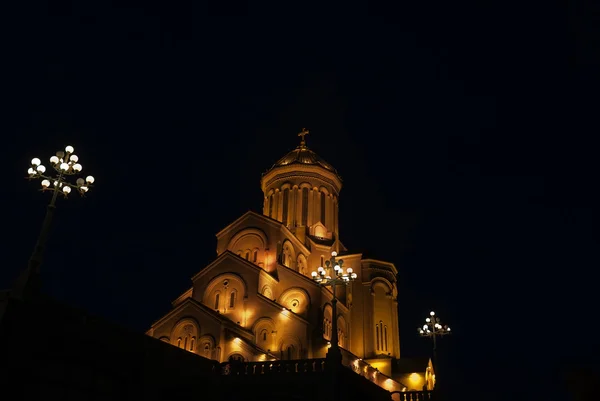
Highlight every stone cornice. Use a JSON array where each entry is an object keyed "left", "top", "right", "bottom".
[{"left": 260, "top": 164, "right": 342, "bottom": 194}]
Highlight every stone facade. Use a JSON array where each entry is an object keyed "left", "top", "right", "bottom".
[{"left": 147, "top": 136, "right": 401, "bottom": 375}]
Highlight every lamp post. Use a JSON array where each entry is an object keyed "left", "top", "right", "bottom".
[
  {"left": 418, "top": 311, "right": 451, "bottom": 368},
  {"left": 12, "top": 145, "right": 95, "bottom": 300},
  {"left": 310, "top": 251, "right": 358, "bottom": 365}
]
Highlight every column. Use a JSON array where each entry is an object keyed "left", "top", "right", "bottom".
[{"left": 307, "top": 188, "right": 314, "bottom": 227}]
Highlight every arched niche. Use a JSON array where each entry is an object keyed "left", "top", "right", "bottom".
[
  {"left": 203, "top": 273, "right": 248, "bottom": 312},
  {"left": 296, "top": 254, "right": 308, "bottom": 275},
  {"left": 170, "top": 318, "right": 200, "bottom": 353},
  {"left": 198, "top": 334, "right": 216, "bottom": 360},
  {"left": 252, "top": 317, "right": 275, "bottom": 351},
  {"left": 281, "top": 239, "right": 295, "bottom": 269},
  {"left": 279, "top": 287, "right": 310, "bottom": 316},
  {"left": 323, "top": 304, "right": 333, "bottom": 341},
  {"left": 228, "top": 228, "right": 267, "bottom": 266},
  {"left": 260, "top": 285, "right": 274, "bottom": 300},
  {"left": 336, "top": 315, "right": 347, "bottom": 348},
  {"left": 278, "top": 335, "right": 302, "bottom": 360}
]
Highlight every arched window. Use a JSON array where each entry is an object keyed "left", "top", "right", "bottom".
[
  {"left": 245, "top": 252, "right": 250, "bottom": 260},
  {"left": 301, "top": 188, "right": 308, "bottom": 225},
  {"left": 269, "top": 194, "right": 274, "bottom": 218},
  {"left": 214, "top": 293, "right": 220, "bottom": 310},
  {"left": 184, "top": 337, "right": 188, "bottom": 350},
  {"left": 190, "top": 337, "right": 195, "bottom": 352},
  {"left": 376, "top": 325, "right": 380, "bottom": 350},
  {"left": 177, "top": 338, "right": 182, "bottom": 348},
  {"left": 384, "top": 325, "right": 388, "bottom": 351},
  {"left": 263, "top": 331, "right": 267, "bottom": 341},
  {"left": 253, "top": 250, "right": 258, "bottom": 262},
  {"left": 320, "top": 255, "right": 324, "bottom": 267},
  {"left": 287, "top": 346, "right": 293, "bottom": 360},
  {"left": 229, "top": 354, "right": 244, "bottom": 362},
  {"left": 229, "top": 291, "right": 236, "bottom": 308},
  {"left": 320, "top": 193, "right": 326, "bottom": 224},
  {"left": 204, "top": 343, "right": 210, "bottom": 358},
  {"left": 282, "top": 188, "right": 289, "bottom": 225}
]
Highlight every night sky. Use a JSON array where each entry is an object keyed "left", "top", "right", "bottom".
[{"left": 3, "top": 2, "right": 598, "bottom": 401}]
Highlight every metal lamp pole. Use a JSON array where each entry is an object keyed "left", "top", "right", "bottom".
[
  {"left": 418, "top": 311, "right": 451, "bottom": 369},
  {"left": 11, "top": 145, "right": 95, "bottom": 300},
  {"left": 311, "top": 251, "right": 358, "bottom": 365}
]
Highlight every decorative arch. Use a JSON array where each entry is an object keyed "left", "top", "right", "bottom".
[
  {"left": 159, "top": 336, "right": 170, "bottom": 343},
  {"left": 281, "top": 240, "right": 295, "bottom": 269},
  {"left": 296, "top": 254, "right": 308, "bottom": 275},
  {"left": 228, "top": 228, "right": 268, "bottom": 265},
  {"left": 170, "top": 318, "right": 200, "bottom": 353},
  {"left": 203, "top": 273, "right": 248, "bottom": 312},
  {"left": 278, "top": 335, "right": 302, "bottom": 360},
  {"left": 371, "top": 277, "right": 394, "bottom": 295},
  {"left": 260, "top": 285, "right": 274, "bottom": 300},
  {"left": 252, "top": 317, "right": 276, "bottom": 350},
  {"left": 318, "top": 186, "right": 331, "bottom": 195},
  {"left": 278, "top": 287, "right": 311, "bottom": 315},
  {"left": 198, "top": 334, "right": 216, "bottom": 359}
]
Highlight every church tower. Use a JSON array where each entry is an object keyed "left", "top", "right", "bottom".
[{"left": 260, "top": 128, "right": 342, "bottom": 247}]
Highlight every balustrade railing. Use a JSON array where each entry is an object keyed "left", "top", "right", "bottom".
[
  {"left": 220, "top": 358, "right": 327, "bottom": 375},
  {"left": 392, "top": 390, "right": 433, "bottom": 401}
]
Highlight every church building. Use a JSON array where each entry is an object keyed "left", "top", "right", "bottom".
[{"left": 146, "top": 129, "right": 430, "bottom": 393}]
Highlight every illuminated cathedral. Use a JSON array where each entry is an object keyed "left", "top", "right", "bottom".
[{"left": 146, "top": 129, "right": 434, "bottom": 393}]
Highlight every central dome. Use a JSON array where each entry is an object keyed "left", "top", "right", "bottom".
[{"left": 269, "top": 145, "right": 338, "bottom": 174}]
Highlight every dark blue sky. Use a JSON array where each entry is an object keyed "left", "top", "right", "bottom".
[{"left": 3, "top": 2, "right": 598, "bottom": 400}]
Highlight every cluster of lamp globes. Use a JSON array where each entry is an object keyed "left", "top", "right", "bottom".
[
  {"left": 310, "top": 251, "right": 358, "bottom": 284},
  {"left": 418, "top": 311, "right": 451, "bottom": 336},
  {"left": 27, "top": 145, "right": 95, "bottom": 196}
]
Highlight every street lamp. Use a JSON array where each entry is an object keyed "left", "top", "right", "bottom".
[
  {"left": 12, "top": 145, "right": 95, "bottom": 300},
  {"left": 418, "top": 311, "right": 451, "bottom": 366},
  {"left": 310, "top": 251, "right": 358, "bottom": 364}
]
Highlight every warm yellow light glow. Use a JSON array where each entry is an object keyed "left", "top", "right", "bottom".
[
  {"left": 41, "top": 180, "right": 50, "bottom": 188},
  {"left": 69, "top": 154, "right": 78, "bottom": 162},
  {"left": 86, "top": 175, "right": 95, "bottom": 184},
  {"left": 65, "top": 145, "right": 74, "bottom": 153},
  {"left": 36, "top": 165, "right": 46, "bottom": 173},
  {"left": 430, "top": 311, "right": 435, "bottom": 316},
  {"left": 60, "top": 163, "right": 69, "bottom": 171},
  {"left": 63, "top": 186, "right": 71, "bottom": 194},
  {"left": 331, "top": 251, "right": 337, "bottom": 257},
  {"left": 28, "top": 168, "right": 35, "bottom": 175},
  {"left": 50, "top": 156, "right": 59, "bottom": 164},
  {"left": 31, "top": 158, "right": 41, "bottom": 166},
  {"left": 73, "top": 163, "right": 82, "bottom": 172},
  {"left": 409, "top": 373, "right": 421, "bottom": 383}
]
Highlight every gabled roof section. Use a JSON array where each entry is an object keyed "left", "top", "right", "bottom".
[
  {"left": 191, "top": 250, "right": 262, "bottom": 282},
  {"left": 215, "top": 211, "right": 281, "bottom": 240}
]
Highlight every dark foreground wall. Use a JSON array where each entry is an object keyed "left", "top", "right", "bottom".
[
  {"left": 0, "top": 295, "right": 218, "bottom": 401},
  {"left": 0, "top": 295, "right": 396, "bottom": 401}
]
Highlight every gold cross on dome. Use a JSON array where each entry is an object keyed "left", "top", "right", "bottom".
[{"left": 298, "top": 128, "right": 309, "bottom": 146}]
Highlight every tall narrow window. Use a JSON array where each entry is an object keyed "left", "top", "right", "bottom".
[
  {"left": 269, "top": 194, "right": 274, "bottom": 218},
  {"left": 320, "top": 193, "right": 326, "bottom": 224},
  {"left": 376, "top": 325, "right": 380, "bottom": 350},
  {"left": 320, "top": 255, "right": 324, "bottom": 267},
  {"left": 191, "top": 337, "right": 195, "bottom": 352},
  {"left": 262, "top": 331, "right": 267, "bottom": 341},
  {"left": 282, "top": 188, "right": 289, "bottom": 225},
  {"left": 384, "top": 326, "right": 388, "bottom": 351},
  {"left": 301, "top": 188, "right": 308, "bottom": 225},
  {"left": 184, "top": 337, "right": 188, "bottom": 350},
  {"left": 229, "top": 291, "right": 236, "bottom": 308},
  {"left": 287, "top": 346, "right": 292, "bottom": 360},
  {"left": 253, "top": 250, "right": 258, "bottom": 262},
  {"left": 245, "top": 252, "right": 249, "bottom": 260},
  {"left": 214, "top": 293, "right": 220, "bottom": 309},
  {"left": 178, "top": 338, "right": 182, "bottom": 348},
  {"left": 380, "top": 321, "right": 384, "bottom": 350},
  {"left": 204, "top": 344, "right": 210, "bottom": 358}
]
